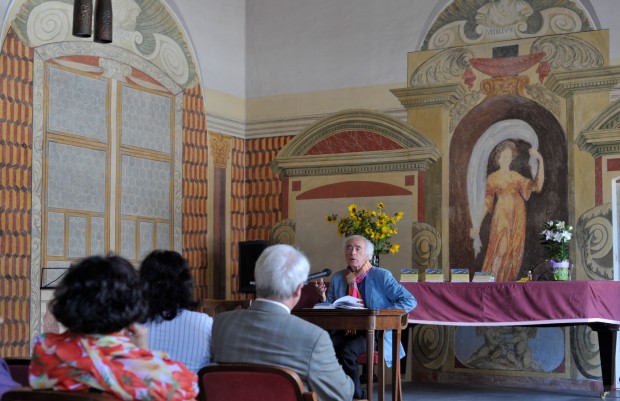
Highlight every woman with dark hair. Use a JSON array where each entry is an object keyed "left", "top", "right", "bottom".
[
  {"left": 29, "top": 255, "right": 198, "bottom": 401},
  {"left": 140, "top": 250, "right": 213, "bottom": 373}
]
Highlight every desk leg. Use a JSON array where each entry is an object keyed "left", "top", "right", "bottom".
[
  {"left": 378, "top": 331, "right": 385, "bottom": 401},
  {"left": 392, "top": 328, "right": 402, "bottom": 401},
  {"left": 367, "top": 329, "right": 375, "bottom": 401},
  {"left": 590, "top": 323, "right": 619, "bottom": 398}
]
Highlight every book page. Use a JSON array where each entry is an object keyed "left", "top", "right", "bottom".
[
  {"left": 313, "top": 295, "right": 366, "bottom": 309},
  {"left": 333, "top": 295, "right": 366, "bottom": 309}
]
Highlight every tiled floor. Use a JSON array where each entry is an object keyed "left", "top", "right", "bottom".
[{"left": 383, "top": 381, "right": 615, "bottom": 401}]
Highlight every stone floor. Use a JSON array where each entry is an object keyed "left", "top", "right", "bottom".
[{"left": 382, "top": 381, "right": 616, "bottom": 401}]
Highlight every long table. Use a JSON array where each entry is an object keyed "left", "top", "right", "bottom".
[
  {"left": 293, "top": 308, "right": 406, "bottom": 401},
  {"left": 402, "top": 281, "right": 620, "bottom": 396}
]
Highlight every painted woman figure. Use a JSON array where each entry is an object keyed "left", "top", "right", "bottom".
[{"left": 470, "top": 140, "right": 544, "bottom": 281}]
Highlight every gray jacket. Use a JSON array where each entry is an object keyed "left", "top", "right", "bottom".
[{"left": 212, "top": 299, "right": 354, "bottom": 401}]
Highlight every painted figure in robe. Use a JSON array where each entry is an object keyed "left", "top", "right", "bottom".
[{"left": 470, "top": 140, "right": 544, "bottom": 281}]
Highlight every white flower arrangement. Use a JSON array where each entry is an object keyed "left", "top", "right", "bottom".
[{"left": 540, "top": 220, "right": 572, "bottom": 262}]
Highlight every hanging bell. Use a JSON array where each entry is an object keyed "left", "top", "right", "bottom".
[
  {"left": 94, "top": 0, "right": 113, "bottom": 43},
  {"left": 72, "top": 0, "right": 92, "bottom": 38}
]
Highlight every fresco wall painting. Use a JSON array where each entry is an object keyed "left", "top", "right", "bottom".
[{"left": 390, "top": 22, "right": 620, "bottom": 386}]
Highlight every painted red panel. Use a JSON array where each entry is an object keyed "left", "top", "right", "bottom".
[
  {"left": 596, "top": 157, "right": 602, "bottom": 206},
  {"left": 607, "top": 158, "right": 620, "bottom": 171},
  {"left": 305, "top": 131, "right": 402, "bottom": 155},
  {"left": 297, "top": 181, "right": 411, "bottom": 200},
  {"left": 418, "top": 172, "right": 425, "bottom": 222},
  {"left": 282, "top": 177, "right": 289, "bottom": 219}
]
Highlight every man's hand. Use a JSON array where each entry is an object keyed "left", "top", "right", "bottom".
[
  {"left": 346, "top": 270, "right": 356, "bottom": 285},
  {"left": 314, "top": 278, "right": 327, "bottom": 302}
]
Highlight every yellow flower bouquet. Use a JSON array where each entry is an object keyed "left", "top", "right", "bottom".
[{"left": 326, "top": 202, "right": 404, "bottom": 256}]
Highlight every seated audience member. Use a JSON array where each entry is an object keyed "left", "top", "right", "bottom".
[
  {"left": 211, "top": 244, "right": 354, "bottom": 401},
  {"left": 29, "top": 255, "right": 198, "bottom": 401},
  {"left": 0, "top": 319, "right": 20, "bottom": 397},
  {"left": 0, "top": 358, "right": 19, "bottom": 397},
  {"left": 140, "top": 249, "right": 213, "bottom": 373},
  {"left": 315, "top": 235, "right": 416, "bottom": 400}
]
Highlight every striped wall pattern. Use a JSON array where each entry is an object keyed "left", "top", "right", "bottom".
[
  {"left": 0, "top": 29, "right": 33, "bottom": 357},
  {"left": 244, "top": 136, "right": 292, "bottom": 240},
  {"left": 182, "top": 85, "right": 209, "bottom": 301},
  {"left": 229, "top": 136, "right": 246, "bottom": 298}
]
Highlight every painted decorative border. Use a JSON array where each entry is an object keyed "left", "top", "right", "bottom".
[{"left": 272, "top": 109, "right": 440, "bottom": 177}]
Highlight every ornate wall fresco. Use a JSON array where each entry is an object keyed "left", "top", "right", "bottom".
[
  {"left": 450, "top": 97, "right": 566, "bottom": 281},
  {"left": 0, "top": 0, "right": 210, "bottom": 356},
  {"left": 271, "top": 109, "right": 440, "bottom": 278},
  {"left": 455, "top": 326, "right": 565, "bottom": 372},
  {"left": 229, "top": 135, "right": 250, "bottom": 300},
  {"left": 391, "top": 1, "right": 620, "bottom": 389},
  {"left": 246, "top": 136, "right": 291, "bottom": 240},
  {"left": 0, "top": 29, "right": 33, "bottom": 357},
  {"left": 576, "top": 99, "right": 620, "bottom": 281},
  {"left": 394, "top": 29, "right": 615, "bottom": 277},
  {"left": 182, "top": 85, "right": 210, "bottom": 301},
  {"left": 423, "top": 0, "right": 594, "bottom": 50},
  {"left": 11, "top": 0, "right": 197, "bottom": 87}
]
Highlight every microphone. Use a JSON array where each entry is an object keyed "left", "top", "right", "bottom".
[{"left": 305, "top": 268, "right": 332, "bottom": 283}]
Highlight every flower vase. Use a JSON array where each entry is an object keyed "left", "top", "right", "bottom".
[
  {"left": 550, "top": 260, "right": 569, "bottom": 281},
  {"left": 371, "top": 253, "right": 380, "bottom": 266}
]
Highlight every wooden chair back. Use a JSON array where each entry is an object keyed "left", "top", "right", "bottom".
[
  {"left": 4, "top": 359, "right": 30, "bottom": 387},
  {"left": 293, "top": 283, "right": 329, "bottom": 310},
  {"left": 2, "top": 388, "right": 119, "bottom": 401},
  {"left": 199, "top": 299, "right": 251, "bottom": 317},
  {"left": 197, "top": 363, "right": 317, "bottom": 401}
]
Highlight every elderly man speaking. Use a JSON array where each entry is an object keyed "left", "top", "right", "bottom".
[{"left": 315, "top": 235, "right": 417, "bottom": 400}]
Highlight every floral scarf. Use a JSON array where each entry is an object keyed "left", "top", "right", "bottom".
[
  {"left": 30, "top": 331, "right": 198, "bottom": 401},
  {"left": 348, "top": 260, "right": 371, "bottom": 303}
]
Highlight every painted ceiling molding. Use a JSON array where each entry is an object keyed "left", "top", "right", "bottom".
[
  {"left": 577, "top": 97, "right": 620, "bottom": 157},
  {"left": 422, "top": 0, "right": 594, "bottom": 50},
  {"left": 271, "top": 109, "right": 440, "bottom": 177},
  {"left": 11, "top": 0, "right": 197, "bottom": 87},
  {"left": 544, "top": 65, "right": 620, "bottom": 98},
  {"left": 530, "top": 35, "right": 603, "bottom": 71},
  {"left": 35, "top": 42, "right": 182, "bottom": 94},
  {"left": 411, "top": 34, "right": 603, "bottom": 91},
  {"left": 411, "top": 48, "right": 476, "bottom": 88}
]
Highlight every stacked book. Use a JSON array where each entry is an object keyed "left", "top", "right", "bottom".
[
  {"left": 424, "top": 268, "right": 444, "bottom": 282},
  {"left": 400, "top": 268, "right": 419, "bottom": 282},
  {"left": 472, "top": 271, "right": 495, "bottom": 282},
  {"left": 450, "top": 268, "right": 470, "bottom": 282}
]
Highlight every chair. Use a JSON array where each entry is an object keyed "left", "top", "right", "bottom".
[
  {"left": 199, "top": 299, "right": 251, "bottom": 317},
  {"left": 2, "top": 388, "right": 119, "bottom": 401},
  {"left": 197, "top": 363, "right": 318, "bottom": 401},
  {"left": 4, "top": 358, "right": 30, "bottom": 387}
]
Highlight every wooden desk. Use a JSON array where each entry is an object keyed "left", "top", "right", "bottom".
[
  {"left": 402, "top": 281, "right": 620, "bottom": 397},
  {"left": 293, "top": 308, "right": 406, "bottom": 401}
]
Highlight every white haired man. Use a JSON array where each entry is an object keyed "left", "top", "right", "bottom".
[
  {"left": 211, "top": 244, "right": 354, "bottom": 401},
  {"left": 315, "top": 235, "right": 417, "bottom": 399}
]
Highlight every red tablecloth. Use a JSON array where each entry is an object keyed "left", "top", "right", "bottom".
[{"left": 402, "top": 281, "right": 620, "bottom": 326}]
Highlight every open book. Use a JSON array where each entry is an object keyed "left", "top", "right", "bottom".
[{"left": 313, "top": 295, "right": 366, "bottom": 309}]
